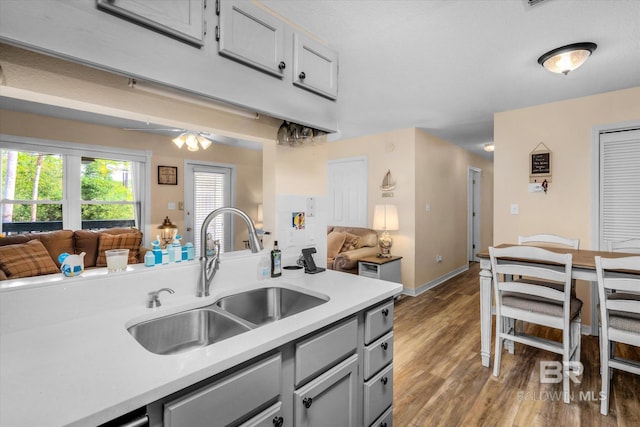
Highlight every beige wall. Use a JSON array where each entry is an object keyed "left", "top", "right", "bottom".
[
  {"left": 414, "top": 129, "right": 493, "bottom": 289},
  {"left": 328, "top": 128, "right": 493, "bottom": 292},
  {"left": 493, "top": 86, "right": 640, "bottom": 327},
  {"left": 328, "top": 128, "right": 417, "bottom": 288}
]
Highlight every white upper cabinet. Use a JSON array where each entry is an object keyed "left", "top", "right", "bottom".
[
  {"left": 218, "top": 0, "right": 286, "bottom": 78},
  {"left": 96, "top": 0, "right": 205, "bottom": 46},
  {"left": 293, "top": 32, "right": 339, "bottom": 100}
]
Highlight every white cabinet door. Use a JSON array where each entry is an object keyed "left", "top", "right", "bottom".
[
  {"left": 218, "top": 0, "right": 286, "bottom": 78},
  {"left": 293, "top": 32, "right": 339, "bottom": 100},
  {"left": 96, "top": 0, "right": 205, "bottom": 45},
  {"left": 294, "top": 354, "right": 358, "bottom": 427}
]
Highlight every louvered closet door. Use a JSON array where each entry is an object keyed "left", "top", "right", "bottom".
[
  {"left": 184, "top": 163, "right": 233, "bottom": 255},
  {"left": 599, "top": 128, "right": 640, "bottom": 249}
]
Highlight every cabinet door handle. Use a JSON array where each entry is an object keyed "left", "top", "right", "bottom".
[
  {"left": 381, "top": 342, "right": 388, "bottom": 350},
  {"left": 298, "top": 71, "right": 306, "bottom": 80},
  {"left": 381, "top": 376, "right": 388, "bottom": 385},
  {"left": 279, "top": 61, "right": 286, "bottom": 70},
  {"left": 381, "top": 308, "right": 389, "bottom": 317},
  {"left": 303, "top": 397, "right": 313, "bottom": 408},
  {"left": 273, "top": 416, "right": 284, "bottom": 427}
]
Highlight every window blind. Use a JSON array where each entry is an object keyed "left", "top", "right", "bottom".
[
  {"left": 600, "top": 128, "right": 640, "bottom": 248},
  {"left": 193, "top": 171, "right": 226, "bottom": 254}
]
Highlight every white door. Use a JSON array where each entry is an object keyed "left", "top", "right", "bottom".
[
  {"left": 596, "top": 127, "right": 640, "bottom": 249},
  {"left": 184, "top": 161, "right": 234, "bottom": 255},
  {"left": 468, "top": 167, "right": 481, "bottom": 262},
  {"left": 327, "top": 157, "right": 368, "bottom": 227}
]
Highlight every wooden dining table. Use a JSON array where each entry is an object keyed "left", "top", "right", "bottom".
[{"left": 476, "top": 244, "right": 639, "bottom": 368}]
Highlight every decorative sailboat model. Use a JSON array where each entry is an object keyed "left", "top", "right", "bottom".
[{"left": 380, "top": 170, "right": 396, "bottom": 192}]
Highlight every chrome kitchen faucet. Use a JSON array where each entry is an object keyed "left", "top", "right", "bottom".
[{"left": 198, "top": 207, "right": 263, "bottom": 297}]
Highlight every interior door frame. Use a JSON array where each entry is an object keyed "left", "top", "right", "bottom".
[{"left": 467, "top": 166, "right": 481, "bottom": 262}]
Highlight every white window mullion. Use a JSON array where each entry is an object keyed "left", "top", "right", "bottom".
[{"left": 64, "top": 155, "right": 82, "bottom": 230}]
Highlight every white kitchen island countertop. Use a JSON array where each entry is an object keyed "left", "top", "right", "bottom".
[{"left": 0, "top": 252, "right": 402, "bottom": 426}]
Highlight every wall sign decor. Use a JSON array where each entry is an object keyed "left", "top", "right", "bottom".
[
  {"left": 529, "top": 142, "right": 552, "bottom": 183},
  {"left": 380, "top": 169, "right": 395, "bottom": 198},
  {"left": 158, "top": 165, "right": 178, "bottom": 185}
]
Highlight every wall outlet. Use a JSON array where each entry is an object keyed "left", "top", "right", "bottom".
[
  {"left": 510, "top": 203, "right": 519, "bottom": 215},
  {"left": 436, "top": 255, "right": 442, "bottom": 263}
]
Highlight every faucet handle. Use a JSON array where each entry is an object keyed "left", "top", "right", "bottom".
[{"left": 147, "top": 287, "right": 175, "bottom": 308}]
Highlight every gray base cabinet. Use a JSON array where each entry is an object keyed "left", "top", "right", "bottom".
[
  {"left": 144, "top": 298, "right": 395, "bottom": 427},
  {"left": 293, "top": 354, "right": 358, "bottom": 427},
  {"left": 162, "top": 354, "right": 282, "bottom": 427}
]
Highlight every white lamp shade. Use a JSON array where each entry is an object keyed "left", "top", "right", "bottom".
[{"left": 373, "top": 204, "right": 399, "bottom": 231}]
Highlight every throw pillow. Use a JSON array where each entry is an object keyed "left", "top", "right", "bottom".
[
  {"left": 0, "top": 240, "right": 59, "bottom": 279},
  {"left": 95, "top": 232, "right": 142, "bottom": 267},
  {"left": 341, "top": 232, "right": 361, "bottom": 252},
  {"left": 327, "top": 231, "right": 347, "bottom": 259}
]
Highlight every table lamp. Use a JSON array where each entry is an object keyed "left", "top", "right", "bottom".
[{"left": 373, "top": 204, "right": 399, "bottom": 257}]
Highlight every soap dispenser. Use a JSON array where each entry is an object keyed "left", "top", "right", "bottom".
[
  {"left": 151, "top": 238, "right": 162, "bottom": 265},
  {"left": 172, "top": 234, "right": 182, "bottom": 263}
]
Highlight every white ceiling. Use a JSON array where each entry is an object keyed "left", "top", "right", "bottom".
[{"left": 262, "top": 0, "right": 640, "bottom": 157}]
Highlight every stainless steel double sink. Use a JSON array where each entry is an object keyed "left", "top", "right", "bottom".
[{"left": 128, "top": 287, "right": 329, "bottom": 355}]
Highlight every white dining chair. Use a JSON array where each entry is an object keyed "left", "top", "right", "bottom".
[
  {"left": 490, "top": 246, "right": 582, "bottom": 404},
  {"left": 517, "top": 233, "right": 580, "bottom": 297},
  {"left": 608, "top": 238, "right": 640, "bottom": 254},
  {"left": 595, "top": 255, "right": 640, "bottom": 415},
  {"left": 518, "top": 233, "right": 580, "bottom": 249}
]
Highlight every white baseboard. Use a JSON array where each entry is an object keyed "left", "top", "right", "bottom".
[{"left": 402, "top": 264, "right": 469, "bottom": 297}]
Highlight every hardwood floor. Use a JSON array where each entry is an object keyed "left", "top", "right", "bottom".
[{"left": 392, "top": 262, "right": 640, "bottom": 427}]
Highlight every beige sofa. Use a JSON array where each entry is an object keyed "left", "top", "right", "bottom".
[
  {"left": 327, "top": 226, "right": 379, "bottom": 274},
  {"left": 0, "top": 228, "right": 147, "bottom": 281}
]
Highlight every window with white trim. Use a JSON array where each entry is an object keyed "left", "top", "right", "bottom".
[{"left": 1, "top": 136, "right": 148, "bottom": 235}]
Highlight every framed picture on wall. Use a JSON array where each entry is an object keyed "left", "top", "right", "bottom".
[{"left": 158, "top": 166, "right": 178, "bottom": 185}]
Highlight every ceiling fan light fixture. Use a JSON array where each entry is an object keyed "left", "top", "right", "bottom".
[
  {"left": 185, "top": 133, "right": 200, "bottom": 151},
  {"left": 197, "top": 135, "right": 212, "bottom": 150},
  {"left": 538, "top": 42, "right": 597, "bottom": 75},
  {"left": 172, "top": 134, "right": 186, "bottom": 149}
]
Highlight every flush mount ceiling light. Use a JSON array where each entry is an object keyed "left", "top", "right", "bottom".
[
  {"left": 172, "top": 132, "right": 213, "bottom": 152},
  {"left": 483, "top": 144, "right": 495, "bottom": 152},
  {"left": 537, "top": 42, "right": 597, "bottom": 75}
]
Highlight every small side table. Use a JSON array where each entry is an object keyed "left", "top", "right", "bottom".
[{"left": 358, "top": 255, "right": 402, "bottom": 284}]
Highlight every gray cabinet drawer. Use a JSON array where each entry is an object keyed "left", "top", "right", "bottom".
[
  {"left": 364, "top": 331, "right": 394, "bottom": 380},
  {"left": 364, "top": 301, "right": 394, "bottom": 345},
  {"left": 164, "top": 354, "right": 281, "bottom": 427},
  {"left": 363, "top": 363, "right": 393, "bottom": 427},
  {"left": 295, "top": 317, "right": 358, "bottom": 386},
  {"left": 238, "top": 401, "right": 283, "bottom": 427},
  {"left": 371, "top": 405, "right": 393, "bottom": 427}
]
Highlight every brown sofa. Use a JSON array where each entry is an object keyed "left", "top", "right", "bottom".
[
  {"left": 0, "top": 228, "right": 147, "bottom": 280},
  {"left": 327, "top": 226, "right": 379, "bottom": 274}
]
